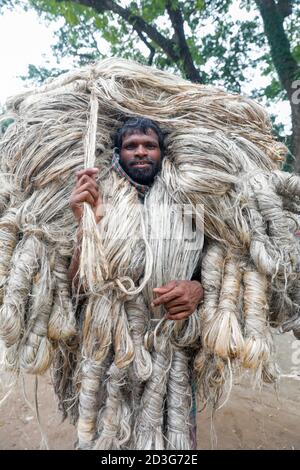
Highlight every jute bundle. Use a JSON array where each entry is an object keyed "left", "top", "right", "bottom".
[
  {"left": 166, "top": 348, "right": 193, "bottom": 450},
  {"left": 0, "top": 208, "right": 19, "bottom": 304},
  {"left": 48, "top": 255, "right": 77, "bottom": 342},
  {"left": 0, "top": 58, "right": 299, "bottom": 449},
  {"left": 19, "top": 245, "right": 54, "bottom": 375}
]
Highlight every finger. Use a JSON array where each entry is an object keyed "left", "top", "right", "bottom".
[
  {"left": 75, "top": 176, "right": 96, "bottom": 191},
  {"left": 75, "top": 167, "right": 99, "bottom": 177},
  {"left": 72, "top": 191, "right": 95, "bottom": 207},
  {"left": 166, "top": 311, "right": 190, "bottom": 321},
  {"left": 166, "top": 305, "right": 190, "bottom": 315},
  {"left": 164, "top": 298, "right": 186, "bottom": 310},
  {"left": 151, "top": 290, "right": 181, "bottom": 307},
  {"left": 74, "top": 182, "right": 99, "bottom": 201},
  {"left": 153, "top": 280, "right": 178, "bottom": 294},
  {"left": 72, "top": 189, "right": 98, "bottom": 206},
  {"left": 95, "top": 198, "right": 105, "bottom": 221},
  {"left": 76, "top": 174, "right": 99, "bottom": 189},
  {"left": 75, "top": 168, "right": 99, "bottom": 179}
]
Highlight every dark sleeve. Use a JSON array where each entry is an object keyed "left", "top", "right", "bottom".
[
  {"left": 191, "top": 236, "right": 208, "bottom": 282},
  {"left": 191, "top": 264, "right": 201, "bottom": 282}
]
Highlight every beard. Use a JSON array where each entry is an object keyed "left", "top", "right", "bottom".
[{"left": 119, "top": 157, "right": 161, "bottom": 185}]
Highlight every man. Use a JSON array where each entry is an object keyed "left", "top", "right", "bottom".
[
  {"left": 68, "top": 117, "right": 204, "bottom": 450},
  {"left": 69, "top": 117, "right": 204, "bottom": 320}
]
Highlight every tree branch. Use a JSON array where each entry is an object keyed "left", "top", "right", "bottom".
[
  {"left": 135, "top": 30, "right": 155, "bottom": 65},
  {"left": 165, "top": 0, "right": 203, "bottom": 83},
  {"left": 91, "top": 31, "right": 101, "bottom": 56},
  {"left": 68, "top": 0, "right": 180, "bottom": 63}
]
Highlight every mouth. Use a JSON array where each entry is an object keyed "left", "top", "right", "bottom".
[{"left": 131, "top": 161, "right": 152, "bottom": 168}]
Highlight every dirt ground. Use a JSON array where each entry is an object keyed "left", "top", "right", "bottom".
[{"left": 0, "top": 332, "right": 300, "bottom": 450}]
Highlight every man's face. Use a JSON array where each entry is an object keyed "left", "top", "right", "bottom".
[{"left": 119, "top": 128, "right": 162, "bottom": 185}]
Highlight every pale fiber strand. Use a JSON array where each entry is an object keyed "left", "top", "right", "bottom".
[
  {"left": 242, "top": 270, "right": 274, "bottom": 381},
  {"left": 80, "top": 88, "right": 107, "bottom": 292},
  {"left": 0, "top": 58, "right": 298, "bottom": 449},
  {"left": 134, "top": 348, "right": 172, "bottom": 450},
  {"left": 77, "top": 359, "right": 105, "bottom": 449},
  {"left": 77, "top": 294, "right": 113, "bottom": 448},
  {"left": 206, "top": 256, "right": 244, "bottom": 359},
  {"left": 47, "top": 255, "right": 76, "bottom": 342},
  {"left": 0, "top": 209, "right": 19, "bottom": 304},
  {"left": 93, "top": 363, "right": 131, "bottom": 450},
  {"left": 0, "top": 236, "right": 39, "bottom": 348},
  {"left": 166, "top": 348, "right": 192, "bottom": 450},
  {"left": 20, "top": 246, "right": 54, "bottom": 374},
  {"left": 125, "top": 296, "right": 152, "bottom": 381},
  {"left": 250, "top": 173, "right": 297, "bottom": 276},
  {"left": 200, "top": 244, "right": 226, "bottom": 352}
]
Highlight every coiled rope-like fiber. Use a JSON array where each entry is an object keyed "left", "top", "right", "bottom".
[{"left": 0, "top": 58, "right": 299, "bottom": 449}]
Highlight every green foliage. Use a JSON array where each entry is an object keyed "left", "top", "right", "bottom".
[
  {"left": 282, "top": 149, "right": 295, "bottom": 173},
  {"left": 20, "top": 64, "right": 69, "bottom": 85},
  {"left": 141, "top": 0, "right": 165, "bottom": 22},
  {"left": 3, "top": 0, "right": 300, "bottom": 162},
  {"left": 20, "top": 0, "right": 297, "bottom": 97},
  {"left": 29, "top": 0, "right": 94, "bottom": 24},
  {"left": 0, "top": 104, "right": 11, "bottom": 136},
  {"left": 0, "top": 115, "right": 14, "bottom": 136},
  {"left": 292, "top": 44, "right": 300, "bottom": 63},
  {"left": 264, "top": 78, "right": 288, "bottom": 101},
  {"left": 0, "top": 0, "right": 15, "bottom": 11},
  {"left": 268, "top": 114, "right": 292, "bottom": 172}
]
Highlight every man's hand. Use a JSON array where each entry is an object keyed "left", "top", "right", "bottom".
[
  {"left": 69, "top": 168, "right": 103, "bottom": 224},
  {"left": 151, "top": 280, "right": 204, "bottom": 320}
]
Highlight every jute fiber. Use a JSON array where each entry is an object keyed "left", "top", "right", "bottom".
[{"left": 0, "top": 58, "right": 299, "bottom": 449}]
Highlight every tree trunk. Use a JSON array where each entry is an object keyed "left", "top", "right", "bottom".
[
  {"left": 292, "top": 98, "right": 300, "bottom": 174},
  {"left": 255, "top": 0, "right": 300, "bottom": 172}
]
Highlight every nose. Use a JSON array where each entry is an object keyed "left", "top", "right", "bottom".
[{"left": 135, "top": 144, "right": 147, "bottom": 157}]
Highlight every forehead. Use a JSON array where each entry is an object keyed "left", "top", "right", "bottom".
[{"left": 121, "top": 128, "right": 159, "bottom": 143}]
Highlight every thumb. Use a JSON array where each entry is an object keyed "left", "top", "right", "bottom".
[{"left": 153, "top": 280, "right": 177, "bottom": 294}]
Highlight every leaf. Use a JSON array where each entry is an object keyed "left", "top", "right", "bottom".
[
  {"left": 264, "top": 79, "right": 287, "bottom": 101},
  {"left": 292, "top": 44, "right": 300, "bottom": 63},
  {"left": 195, "top": 0, "right": 205, "bottom": 10},
  {"left": 64, "top": 8, "right": 79, "bottom": 26}
]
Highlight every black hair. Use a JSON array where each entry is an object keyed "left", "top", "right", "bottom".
[{"left": 114, "top": 117, "right": 165, "bottom": 152}]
